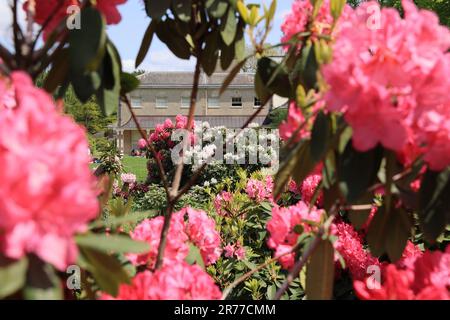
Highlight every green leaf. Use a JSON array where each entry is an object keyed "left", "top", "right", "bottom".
[
  {"left": 44, "top": 48, "right": 69, "bottom": 93},
  {"left": 79, "top": 247, "right": 130, "bottom": 297},
  {"left": 338, "top": 142, "right": 383, "bottom": 203},
  {"left": 201, "top": 30, "right": 219, "bottom": 76},
  {"left": 254, "top": 68, "right": 272, "bottom": 106},
  {"left": 274, "top": 140, "right": 316, "bottom": 198},
  {"left": 120, "top": 72, "right": 140, "bottom": 95},
  {"left": 220, "top": 8, "right": 237, "bottom": 46},
  {"left": 295, "top": 41, "right": 318, "bottom": 90},
  {"left": 206, "top": 0, "right": 229, "bottom": 18},
  {"left": 0, "top": 256, "right": 28, "bottom": 299},
  {"left": 135, "top": 20, "right": 156, "bottom": 68},
  {"left": 310, "top": 111, "right": 332, "bottom": 162},
  {"left": 156, "top": 19, "right": 191, "bottom": 60},
  {"left": 89, "top": 211, "right": 154, "bottom": 230},
  {"left": 69, "top": 7, "right": 106, "bottom": 75},
  {"left": 185, "top": 243, "right": 205, "bottom": 270},
  {"left": 76, "top": 234, "right": 150, "bottom": 254},
  {"left": 367, "top": 205, "right": 412, "bottom": 261},
  {"left": 419, "top": 168, "right": 450, "bottom": 242},
  {"left": 24, "top": 256, "right": 62, "bottom": 300},
  {"left": 97, "top": 41, "right": 121, "bottom": 116},
  {"left": 306, "top": 239, "right": 334, "bottom": 300},
  {"left": 257, "top": 57, "right": 292, "bottom": 98},
  {"left": 172, "top": 0, "right": 191, "bottom": 21},
  {"left": 385, "top": 208, "right": 412, "bottom": 262},
  {"left": 145, "top": 0, "right": 172, "bottom": 20},
  {"left": 220, "top": 39, "right": 235, "bottom": 71},
  {"left": 71, "top": 71, "right": 101, "bottom": 103},
  {"left": 219, "top": 58, "right": 247, "bottom": 95},
  {"left": 234, "top": 22, "right": 246, "bottom": 61}
]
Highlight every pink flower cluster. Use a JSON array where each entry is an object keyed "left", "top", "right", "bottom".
[
  {"left": 323, "top": 0, "right": 450, "bottom": 170},
  {"left": 148, "top": 115, "right": 189, "bottom": 146},
  {"left": 120, "top": 173, "right": 136, "bottom": 185},
  {"left": 24, "top": 0, "right": 127, "bottom": 40},
  {"left": 245, "top": 176, "right": 273, "bottom": 202},
  {"left": 0, "top": 72, "right": 99, "bottom": 270},
  {"left": 101, "top": 262, "right": 222, "bottom": 300},
  {"left": 213, "top": 191, "right": 233, "bottom": 216},
  {"left": 127, "top": 207, "right": 221, "bottom": 268},
  {"left": 267, "top": 201, "right": 325, "bottom": 269},
  {"left": 332, "top": 220, "right": 379, "bottom": 280},
  {"left": 281, "top": 0, "right": 341, "bottom": 48},
  {"left": 354, "top": 245, "right": 450, "bottom": 300},
  {"left": 279, "top": 102, "right": 314, "bottom": 142},
  {"left": 224, "top": 243, "right": 246, "bottom": 260}
]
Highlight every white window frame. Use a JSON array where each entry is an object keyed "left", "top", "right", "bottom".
[
  {"left": 254, "top": 97, "right": 262, "bottom": 108},
  {"left": 156, "top": 96, "right": 168, "bottom": 109},
  {"left": 208, "top": 96, "right": 220, "bottom": 109},
  {"left": 181, "top": 96, "right": 190, "bottom": 109},
  {"left": 131, "top": 97, "right": 142, "bottom": 108},
  {"left": 231, "top": 96, "right": 243, "bottom": 108}
]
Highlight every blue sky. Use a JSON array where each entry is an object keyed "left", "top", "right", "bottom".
[{"left": 107, "top": 0, "right": 294, "bottom": 72}]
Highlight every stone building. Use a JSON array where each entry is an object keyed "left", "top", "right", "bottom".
[{"left": 115, "top": 71, "right": 275, "bottom": 155}]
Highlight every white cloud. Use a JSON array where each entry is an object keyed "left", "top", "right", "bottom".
[{"left": 122, "top": 49, "right": 196, "bottom": 72}]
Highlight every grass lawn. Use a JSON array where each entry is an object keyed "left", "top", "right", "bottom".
[
  {"left": 90, "top": 156, "right": 148, "bottom": 182},
  {"left": 122, "top": 156, "right": 148, "bottom": 182}
]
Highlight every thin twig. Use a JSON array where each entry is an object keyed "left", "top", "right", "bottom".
[{"left": 154, "top": 57, "right": 202, "bottom": 270}]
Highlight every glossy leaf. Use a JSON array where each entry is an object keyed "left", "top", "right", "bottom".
[
  {"left": 69, "top": 7, "right": 106, "bottom": 75},
  {"left": 310, "top": 111, "right": 332, "bottom": 162},
  {"left": 306, "top": 239, "right": 335, "bottom": 300},
  {"left": 145, "top": 0, "right": 172, "bottom": 20},
  {"left": 419, "top": 168, "right": 450, "bottom": 242},
  {"left": 0, "top": 256, "right": 28, "bottom": 299},
  {"left": 220, "top": 8, "right": 237, "bottom": 46},
  {"left": 24, "top": 256, "right": 62, "bottom": 300},
  {"left": 135, "top": 20, "right": 156, "bottom": 68},
  {"left": 76, "top": 234, "right": 150, "bottom": 254}
]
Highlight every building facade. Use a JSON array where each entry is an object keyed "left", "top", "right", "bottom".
[{"left": 115, "top": 72, "right": 273, "bottom": 155}]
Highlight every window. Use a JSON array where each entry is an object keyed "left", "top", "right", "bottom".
[
  {"left": 181, "top": 97, "right": 190, "bottom": 108},
  {"left": 231, "top": 96, "right": 242, "bottom": 107},
  {"left": 254, "top": 97, "right": 262, "bottom": 108},
  {"left": 131, "top": 97, "right": 142, "bottom": 108},
  {"left": 156, "top": 97, "right": 168, "bottom": 108},
  {"left": 208, "top": 96, "right": 220, "bottom": 108}
]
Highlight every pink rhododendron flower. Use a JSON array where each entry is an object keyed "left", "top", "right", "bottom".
[
  {"left": 224, "top": 244, "right": 235, "bottom": 258},
  {"left": 101, "top": 262, "right": 222, "bottom": 300},
  {"left": 246, "top": 179, "right": 267, "bottom": 202},
  {"left": 223, "top": 243, "right": 246, "bottom": 260},
  {"left": 127, "top": 212, "right": 189, "bottom": 268},
  {"left": 128, "top": 208, "right": 221, "bottom": 267},
  {"left": 279, "top": 102, "right": 313, "bottom": 142},
  {"left": 332, "top": 220, "right": 379, "bottom": 280},
  {"left": 121, "top": 173, "right": 136, "bottom": 185},
  {"left": 137, "top": 138, "right": 147, "bottom": 149},
  {"left": 354, "top": 246, "right": 450, "bottom": 300},
  {"left": 24, "top": 0, "right": 128, "bottom": 40},
  {"left": 300, "top": 174, "right": 323, "bottom": 206},
  {"left": 267, "top": 201, "right": 325, "bottom": 269},
  {"left": 183, "top": 207, "right": 222, "bottom": 265},
  {"left": 281, "top": 0, "right": 347, "bottom": 49},
  {"left": 95, "top": 0, "right": 127, "bottom": 25},
  {"left": 323, "top": 0, "right": 450, "bottom": 170},
  {"left": 0, "top": 72, "right": 99, "bottom": 270},
  {"left": 234, "top": 246, "right": 246, "bottom": 260},
  {"left": 213, "top": 191, "right": 232, "bottom": 216}
]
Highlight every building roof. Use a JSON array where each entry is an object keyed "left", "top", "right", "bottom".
[{"left": 137, "top": 72, "right": 255, "bottom": 88}]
